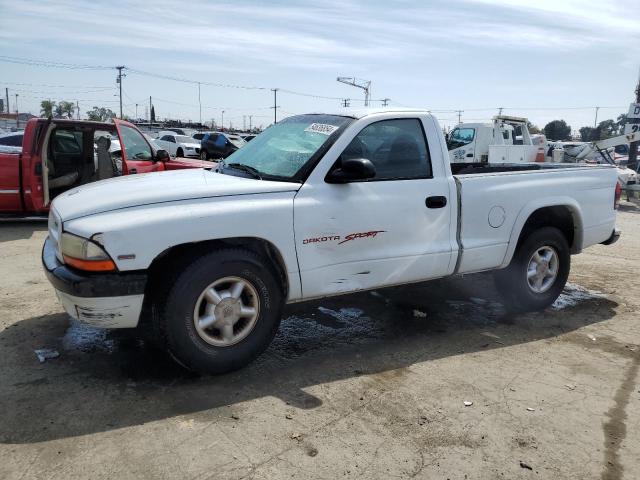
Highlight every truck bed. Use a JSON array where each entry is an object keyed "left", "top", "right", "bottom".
[{"left": 452, "top": 163, "right": 617, "bottom": 274}]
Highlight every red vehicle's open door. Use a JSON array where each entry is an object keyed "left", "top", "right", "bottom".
[{"left": 113, "top": 119, "right": 165, "bottom": 175}]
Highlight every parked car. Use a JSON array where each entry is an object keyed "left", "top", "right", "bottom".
[
  {"left": 164, "top": 127, "right": 197, "bottom": 137},
  {"left": 42, "top": 109, "right": 620, "bottom": 374},
  {"left": 154, "top": 133, "right": 201, "bottom": 158},
  {"left": 0, "top": 118, "right": 211, "bottom": 217},
  {"left": 241, "top": 134, "right": 257, "bottom": 142},
  {"left": 0, "top": 131, "right": 24, "bottom": 148},
  {"left": 192, "top": 131, "right": 212, "bottom": 141},
  {"left": 199, "top": 132, "right": 246, "bottom": 160}
]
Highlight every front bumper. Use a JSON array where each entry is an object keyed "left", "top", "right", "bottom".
[
  {"left": 42, "top": 237, "right": 147, "bottom": 328},
  {"left": 601, "top": 227, "right": 621, "bottom": 246}
]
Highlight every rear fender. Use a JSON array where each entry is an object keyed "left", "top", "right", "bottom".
[{"left": 500, "top": 197, "right": 583, "bottom": 268}]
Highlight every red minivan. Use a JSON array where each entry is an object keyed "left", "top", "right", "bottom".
[{"left": 0, "top": 118, "right": 212, "bottom": 217}]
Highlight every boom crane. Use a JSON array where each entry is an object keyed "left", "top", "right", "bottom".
[{"left": 337, "top": 76, "right": 371, "bottom": 107}]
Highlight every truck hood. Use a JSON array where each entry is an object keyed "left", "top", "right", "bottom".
[{"left": 52, "top": 168, "right": 301, "bottom": 221}]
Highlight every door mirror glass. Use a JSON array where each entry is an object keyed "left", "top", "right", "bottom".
[
  {"left": 155, "top": 149, "right": 170, "bottom": 162},
  {"left": 326, "top": 158, "right": 376, "bottom": 183}
]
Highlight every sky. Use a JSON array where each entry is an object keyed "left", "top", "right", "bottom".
[{"left": 0, "top": 0, "right": 638, "bottom": 131}]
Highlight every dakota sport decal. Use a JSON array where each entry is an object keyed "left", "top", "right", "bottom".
[{"left": 303, "top": 230, "right": 385, "bottom": 246}]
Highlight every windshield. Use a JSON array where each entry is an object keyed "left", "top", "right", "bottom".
[
  {"left": 222, "top": 114, "right": 352, "bottom": 180},
  {"left": 176, "top": 135, "right": 193, "bottom": 144}
]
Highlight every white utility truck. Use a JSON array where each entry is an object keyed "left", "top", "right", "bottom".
[
  {"left": 43, "top": 109, "right": 621, "bottom": 373},
  {"left": 448, "top": 115, "right": 545, "bottom": 164}
]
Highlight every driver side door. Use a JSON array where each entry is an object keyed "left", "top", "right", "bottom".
[
  {"left": 114, "top": 120, "right": 164, "bottom": 174},
  {"left": 293, "top": 116, "right": 456, "bottom": 299}
]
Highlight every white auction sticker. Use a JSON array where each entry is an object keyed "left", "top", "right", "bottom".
[{"left": 304, "top": 123, "right": 339, "bottom": 135}]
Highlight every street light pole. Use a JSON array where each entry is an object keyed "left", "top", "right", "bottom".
[
  {"left": 15, "top": 93, "right": 19, "bottom": 128},
  {"left": 221, "top": 110, "right": 225, "bottom": 132},
  {"left": 198, "top": 82, "right": 202, "bottom": 126}
]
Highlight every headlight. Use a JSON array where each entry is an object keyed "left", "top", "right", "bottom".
[{"left": 60, "top": 233, "right": 116, "bottom": 272}]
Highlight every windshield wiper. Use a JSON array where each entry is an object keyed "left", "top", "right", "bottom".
[{"left": 225, "top": 162, "right": 262, "bottom": 180}]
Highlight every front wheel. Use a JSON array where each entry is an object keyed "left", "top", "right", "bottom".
[
  {"left": 157, "top": 249, "right": 283, "bottom": 374},
  {"left": 176, "top": 148, "right": 184, "bottom": 157},
  {"left": 200, "top": 150, "right": 209, "bottom": 160},
  {"left": 494, "top": 227, "right": 570, "bottom": 312}
]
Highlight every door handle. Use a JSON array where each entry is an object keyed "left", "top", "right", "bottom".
[
  {"left": 466, "top": 153, "right": 474, "bottom": 157},
  {"left": 426, "top": 196, "right": 447, "bottom": 208}
]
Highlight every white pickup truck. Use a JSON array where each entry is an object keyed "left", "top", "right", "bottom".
[{"left": 42, "top": 109, "right": 621, "bottom": 373}]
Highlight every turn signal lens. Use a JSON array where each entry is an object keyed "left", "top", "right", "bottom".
[{"left": 63, "top": 256, "right": 117, "bottom": 272}]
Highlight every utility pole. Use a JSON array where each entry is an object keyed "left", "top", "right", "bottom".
[
  {"left": 76, "top": 100, "right": 80, "bottom": 120},
  {"left": 135, "top": 103, "right": 138, "bottom": 120},
  {"left": 594, "top": 106, "right": 600, "bottom": 127},
  {"left": 271, "top": 88, "right": 279, "bottom": 124},
  {"left": 149, "top": 96, "right": 152, "bottom": 122},
  {"left": 14, "top": 93, "right": 19, "bottom": 128},
  {"left": 249, "top": 115, "right": 253, "bottom": 131},
  {"left": 381, "top": 98, "right": 390, "bottom": 107},
  {"left": 629, "top": 68, "right": 640, "bottom": 171},
  {"left": 221, "top": 110, "right": 225, "bottom": 132},
  {"left": 5, "top": 88, "right": 9, "bottom": 117},
  {"left": 197, "top": 82, "right": 202, "bottom": 126},
  {"left": 498, "top": 107, "right": 503, "bottom": 115},
  {"left": 243, "top": 115, "right": 246, "bottom": 131},
  {"left": 341, "top": 98, "right": 350, "bottom": 108},
  {"left": 115, "top": 66, "right": 126, "bottom": 119},
  {"left": 456, "top": 110, "right": 463, "bottom": 124}
]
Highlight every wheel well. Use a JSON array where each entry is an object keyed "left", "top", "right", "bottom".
[
  {"left": 517, "top": 206, "right": 578, "bottom": 252},
  {"left": 145, "top": 237, "right": 289, "bottom": 299}
]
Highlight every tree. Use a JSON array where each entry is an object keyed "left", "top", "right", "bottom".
[
  {"left": 86, "top": 106, "right": 116, "bottom": 122},
  {"left": 579, "top": 126, "right": 595, "bottom": 142},
  {"left": 527, "top": 121, "right": 541, "bottom": 134},
  {"left": 543, "top": 120, "right": 571, "bottom": 141},
  {"left": 595, "top": 119, "right": 617, "bottom": 139},
  {"left": 57, "top": 101, "right": 75, "bottom": 119},
  {"left": 40, "top": 100, "right": 56, "bottom": 118}
]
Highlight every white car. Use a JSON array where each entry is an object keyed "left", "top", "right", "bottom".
[
  {"left": 154, "top": 133, "right": 201, "bottom": 158},
  {"left": 43, "top": 108, "right": 620, "bottom": 374}
]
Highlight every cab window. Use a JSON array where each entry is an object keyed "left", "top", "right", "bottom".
[
  {"left": 339, "top": 118, "right": 431, "bottom": 180},
  {"left": 447, "top": 127, "right": 475, "bottom": 150}
]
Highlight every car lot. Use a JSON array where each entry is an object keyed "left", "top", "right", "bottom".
[{"left": 0, "top": 203, "right": 639, "bottom": 479}]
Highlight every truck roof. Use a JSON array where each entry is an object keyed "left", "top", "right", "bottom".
[{"left": 305, "top": 107, "right": 432, "bottom": 119}]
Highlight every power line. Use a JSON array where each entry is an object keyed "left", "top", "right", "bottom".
[{"left": 0, "top": 55, "right": 113, "bottom": 70}]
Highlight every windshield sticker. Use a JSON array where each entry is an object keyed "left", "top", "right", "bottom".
[{"left": 304, "top": 123, "right": 339, "bottom": 136}]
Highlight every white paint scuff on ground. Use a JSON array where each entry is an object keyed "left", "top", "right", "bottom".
[{"left": 552, "top": 282, "right": 605, "bottom": 310}]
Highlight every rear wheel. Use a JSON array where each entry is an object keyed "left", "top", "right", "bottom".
[
  {"left": 494, "top": 227, "right": 570, "bottom": 312},
  {"left": 156, "top": 249, "right": 283, "bottom": 374},
  {"left": 176, "top": 148, "right": 184, "bottom": 157}
]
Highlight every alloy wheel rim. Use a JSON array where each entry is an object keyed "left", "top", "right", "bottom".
[
  {"left": 193, "top": 276, "right": 260, "bottom": 347},
  {"left": 526, "top": 246, "right": 559, "bottom": 293}
]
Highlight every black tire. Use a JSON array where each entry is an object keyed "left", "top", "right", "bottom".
[
  {"left": 176, "top": 148, "right": 184, "bottom": 157},
  {"left": 494, "top": 227, "right": 570, "bottom": 312},
  {"left": 156, "top": 249, "right": 283, "bottom": 374},
  {"left": 200, "top": 150, "right": 208, "bottom": 160}
]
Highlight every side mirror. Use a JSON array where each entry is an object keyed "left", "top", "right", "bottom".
[
  {"left": 155, "top": 149, "right": 170, "bottom": 162},
  {"left": 326, "top": 158, "right": 376, "bottom": 184}
]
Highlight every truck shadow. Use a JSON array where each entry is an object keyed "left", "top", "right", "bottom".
[
  {"left": 0, "top": 274, "right": 618, "bottom": 444},
  {"left": 0, "top": 222, "right": 47, "bottom": 243}
]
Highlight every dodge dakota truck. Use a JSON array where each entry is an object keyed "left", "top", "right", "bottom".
[
  {"left": 0, "top": 118, "right": 211, "bottom": 217},
  {"left": 42, "top": 109, "right": 621, "bottom": 373}
]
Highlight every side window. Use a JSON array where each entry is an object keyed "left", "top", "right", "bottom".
[
  {"left": 447, "top": 128, "right": 475, "bottom": 150},
  {"left": 168, "top": 136, "right": 176, "bottom": 143},
  {"left": 160, "top": 135, "right": 172, "bottom": 141},
  {"left": 119, "top": 125, "right": 152, "bottom": 161},
  {"left": 340, "top": 118, "right": 431, "bottom": 180}
]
